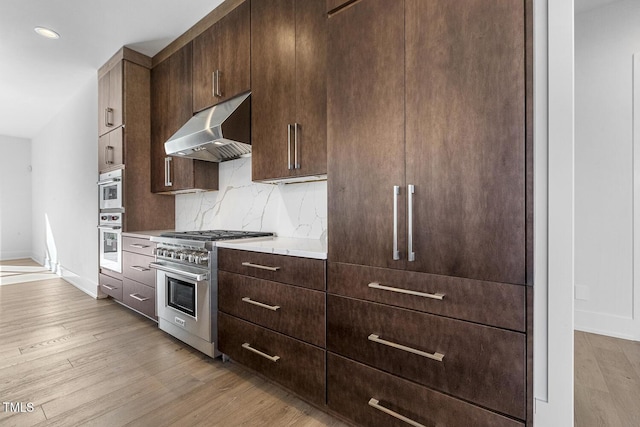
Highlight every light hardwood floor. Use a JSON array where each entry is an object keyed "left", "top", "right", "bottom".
[
  {"left": 5, "top": 260, "right": 639, "bottom": 426},
  {"left": 575, "top": 330, "right": 640, "bottom": 426},
  {"left": 0, "top": 260, "right": 347, "bottom": 427}
]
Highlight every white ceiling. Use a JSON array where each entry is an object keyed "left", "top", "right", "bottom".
[
  {"left": 0, "top": 0, "right": 622, "bottom": 140},
  {"left": 0, "top": 0, "right": 224, "bottom": 139}
]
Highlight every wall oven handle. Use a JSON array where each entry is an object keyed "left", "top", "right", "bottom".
[
  {"left": 368, "top": 398, "right": 426, "bottom": 427},
  {"left": 393, "top": 185, "right": 400, "bottom": 260},
  {"left": 97, "top": 225, "right": 122, "bottom": 230},
  {"left": 149, "top": 262, "right": 208, "bottom": 281},
  {"left": 368, "top": 334, "right": 444, "bottom": 362},
  {"left": 368, "top": 282, "right": 444, "bottom": 300},
  {"left": 241, "top": 343, "right": 280, "bottom": 362},
  {"left": 241, "top": 262, "right": 280, "bottom": 272},
  {"left": 129, "top": 293, "right": 149, "bottom": 302},
  {"left": 242, "top": 297, "right": 280, "bottom": 311},
  {"left": 130, "top": 265, "right": 150, "bottom": 272},
  {"left": 97, "top": 178, "right": 121, "bottom": 185}
]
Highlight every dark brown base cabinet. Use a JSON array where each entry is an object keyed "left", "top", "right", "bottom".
[{"left": 217, "top": 249, "right": 327, "bottom": 406}]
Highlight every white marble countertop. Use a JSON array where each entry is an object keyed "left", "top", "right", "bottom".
[{"left": 216, "top": 237, "right": 327, "bottom": 260}]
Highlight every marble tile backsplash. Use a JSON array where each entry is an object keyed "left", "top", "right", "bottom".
[{"left": 175, "top": 157, "right": 327, "bottom": 240}]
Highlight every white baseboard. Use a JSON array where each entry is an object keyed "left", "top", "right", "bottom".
[
  {"left": 29, "top": 255, "right": 99, "bottom": 299},
  {"left": 574, "top": 309, "right": 639, "bottom": 341},
  {"left": 0, "top": 250, "right": 33, "bottom": 261},
  {"left": 57, "top": 266, "right": 99, "bottom": 299}
]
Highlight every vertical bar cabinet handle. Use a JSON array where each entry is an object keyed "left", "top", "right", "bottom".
[
  {"left": 287, "top": 124, "right": 293, "bottom": 170},
  {"left": 408, "top": 184, "right": 415, "bottom": 262},
  {"left": 214, "top": 70, "right": 222, "bottom": 97},
  {"left": 393, "top": 185, "right": 400, "bottom": 260},
  {"left": 294, "top": 123, "right": 300, "bottom": 169},
  {"left": 165, "top": 157, "right": 173, "bottom": 187},
  {"left": 212, "top": 71, "right": 216, "bottom": 97},
  {"left": 105, "top": 107, "right": 114, "bottom": 127}
]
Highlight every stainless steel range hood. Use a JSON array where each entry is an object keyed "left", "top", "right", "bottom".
[{"left": 164, "top": 91, "right": 251, "bottom": 162}]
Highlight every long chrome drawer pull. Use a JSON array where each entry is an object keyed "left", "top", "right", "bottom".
[
  {"left": 368, "top": 282, "right": 445, "bottom": 300},
  {"left": 368, "top": 398, "right": 426, "bottom": 427},
  {"left": 241, "top": 262, "right": 281, "bottom": 272},
  {"left": 101, "top": 284, "right": 117, "bottom": 291},
  {"left": 368, "top": 334, "right": 444, "bottom": 362},
  {"left": 130, "top": 265, "right": 150, "bottom": 272},
  {"left": 129, "top": 293, "right": 149, "bottom": 302},
  {"left": 393, "top": 186, "right": 400, "bottom": 260},
  {"left": 242, "top": 297, "right": 280, "bottom": 311},
  {"left": 129, "top": 244, "right": 150, "bottom": 249},
  {"left": 241, "top": 343, "right": 280, "bottom": 362},
  {"left": 407, "top": 184, "right": 415, "bottom": 262}
]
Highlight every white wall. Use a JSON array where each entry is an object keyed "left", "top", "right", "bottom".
[
  {"left": 575, "top": 0, "right": 640, "bottom": 340},
  {"left": 534, "top": 0, "right": 575, "bottom": 425},
  {"left": 31, "top": 76, "right": 99, "bottom": 297},
  {"left": 0, "top": 135, "right": 32, "bottom": 260},
  {"left": 176, "top": 157, "right": 327, "bottom": 240}
]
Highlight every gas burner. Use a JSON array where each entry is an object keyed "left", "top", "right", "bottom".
[{"left": 160, "top": 230, "right": 274, "bottom": 242}]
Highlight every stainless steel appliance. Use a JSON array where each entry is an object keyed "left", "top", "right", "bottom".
[
  {"left": 98, "top": 169, "right": 123, "bottom": 211},
  {"left": 98, "top": 212, "right": 122, "bottom": 273},
  {"left": 164, "top": 91, "right": 251, "bottom": 162},
  {"left": 150, "top": 230, "right": 273, "bottom": 357}
]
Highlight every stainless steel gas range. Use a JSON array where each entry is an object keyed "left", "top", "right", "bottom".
[{"left": 149, "top": 230, "right": 273, "bottom": 357}]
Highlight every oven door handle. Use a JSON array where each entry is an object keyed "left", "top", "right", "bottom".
[
  {"left": 149, "top": 262, "right": 209, "bottom": 281},
  {"left": 97, "top": 225, "right": 122, "bottom": 230},
  {"left": 97, "top": 178, "right": 121, "bottom": 186}
]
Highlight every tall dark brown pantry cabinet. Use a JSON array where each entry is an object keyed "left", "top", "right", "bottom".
[
  {"left": 327, "top": 0, "right": 533, "bottom": 426},
  {"left": 251, "top": 0, "right": 327, "bottom": 183}
]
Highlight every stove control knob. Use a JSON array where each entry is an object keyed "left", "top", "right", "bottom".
[
  {"left": 178, "top": 252, "right": 187, "bottom": 261},
  {"left": 198, "top": 255, "right": 209, "bottom": 264},
  {"left": 101, "top": 215, "right": 108, "bottom": 221},
  {"left": 110, "top": 215, "right": 119, "bottom": 221}
]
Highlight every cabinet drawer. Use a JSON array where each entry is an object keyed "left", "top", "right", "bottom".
[
  {"left": 122, "top": 236, "right": 155, "bottom": 256},
  {"left": 99, "top": 273, "right": 123, "bottom": 301},
  {"left": 329, "top": 262, "right": 525, "bottom": 331},
  {"left": 123, "top": 252, "right": 155, "bottom": 286},
  {"left": 218, "top": 271, "right": 325, "bottom": 347},
  {"left": 122, "top": 278, "right": 156, "bottom": 319},
  {"left": 328, "top": 353, "right": 523, "bottom": 427},
  {"left": 218, "top": 313, "right": 325, "bottom": 405},
  {"left": 327, "top": 295, "right": 525, "bottom": 419},
  {"left": 218, "top": 249, "right": 325, "bottom": 290}
]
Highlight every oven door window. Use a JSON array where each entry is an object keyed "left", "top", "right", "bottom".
[
  {"left": 102, "top": 184, "right": 119, "bottom": 201},
  {"left": 102, "top": 231, "right": 119, "bottom": 261},
  {"left": 167, "top": 277, "right": 196, "bottom": 318}
]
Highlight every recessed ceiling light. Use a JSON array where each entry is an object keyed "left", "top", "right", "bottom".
[{"left": 34, "top": 27, "right": 60, "bottom": 39}]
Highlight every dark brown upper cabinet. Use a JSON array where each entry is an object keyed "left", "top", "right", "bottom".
[
  {"left": 97, "top": 48, "right": 175, "bottom": 231},
  {"left": 192, "top": 0, "right": 250, "bottom": 113},
  {"left": 251, "top": 0, "right": 327, "bottom": 183},
  {"left": 150, "top": 42, "right": 218, "bottom": 194},
  {"left": 98, "top": 126, "right": 123, "bottom": 173},
  {"left": 98, "top": 61, "right": 123, "bottom": 136},
  {"left": 328, "top": 0, "right": 527, "bottom": 285}
]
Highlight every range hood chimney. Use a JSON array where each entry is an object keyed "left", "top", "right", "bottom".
[{"left": 164, "top": 91, "right": 251, "bottom": 162}]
